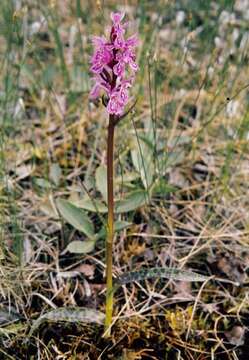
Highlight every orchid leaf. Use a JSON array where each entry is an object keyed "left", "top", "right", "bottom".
[
  {"left": 115, "top": 189, "right": 148, "bottom": 213},
  {"left": 72, "top": 198, "right": 108, "bottom": 213},
  {"left": 116, "top": 267, "right": 209, "bottom": 285},
  {"left": 56, "top": 199, "right": 94, "bottom": 238},
  {"left": 65, "top": 240, "right": 95, "bottom": 254},
  {"left": 29, "top": 307, "right": 104, "bottom": 338},
  {"left": 95, "top": 165, "right": 108, "bottom": 203}
]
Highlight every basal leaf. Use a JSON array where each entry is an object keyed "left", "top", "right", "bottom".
[
  {"left": 29, "top": 307, "right": 104, "bottom": 338},
  {"left": 131, "top": 136, "right": 154, "bottom": 190},
  {"left": 159, "top": 150, "right": 185, "bottom": 174},
  {"left": 97, "top": 220, "right": 132, "bottom": 239},
  {"left": 116, "top": 267, "right": 209, "bottom": 285},
  {"left": 56, "top": 198, "right": 94, "bottom": 237},
  {"left": 35, "top": 178, "right": 53, "bottom": 189},
  {"left": 65, "top": 240, "right": 95, "bottom": 254},
  {"left": 116, "top": 171, "right": 140, "bottom": 185},
  {"left": 95, "top": 165, "right": 107, "bottom": 203},
  {"left": 151, "top": 179, "right": 178, "bottom": 196},
  {"left": 73, "top": 198, "right": 108, "bottom": 213},
  {"left": 49, "top": 163, "right": 62, "bottom": 186},
  {"left": 115, "top": 189, "right": 148, "bottom": 213}
]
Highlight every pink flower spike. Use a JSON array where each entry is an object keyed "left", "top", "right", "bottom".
[
  {"left": 111, "top": 12, "right": 125, "bottom": 24},
  {"left": 90, "top": 11, "right": 138, "bottom": 116}
]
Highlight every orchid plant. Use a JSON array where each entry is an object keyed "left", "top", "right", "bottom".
[
  {"left": 86, "top": 11, "right": 209, "bottom": 338},
  {"left": 90, "top": 12, "right": 139, "bottom": 336}
]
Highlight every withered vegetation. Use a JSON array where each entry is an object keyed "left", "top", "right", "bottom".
[{"left": 0, "top": 1, "right": 249, "bottom": 359}]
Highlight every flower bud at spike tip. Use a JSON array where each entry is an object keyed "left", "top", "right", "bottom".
[{"left": 90, "top": 12, "right": 139, "bottom": 116}]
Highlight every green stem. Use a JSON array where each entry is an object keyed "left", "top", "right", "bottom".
[{"left": 104, "top": 115, "right": 115, "bottom": 337}]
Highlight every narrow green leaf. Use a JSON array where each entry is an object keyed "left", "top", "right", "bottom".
[
  {"left": 151, "top": 179, "right": 178, "bottom": 195},
  {"left": 97, "top": 220, "right": 131, "bottom": 239},
  {"left": 116, "top": 267, "right": 209, "bottom": 285},
  {"left": 131, "top": 136, "right": 154, "bottom": 190},
  {"left": 159, "top": 150, "right": 185, "bottom": 173},
  {"left": 49, "top": 163, "right": 62, "bottom": 186},
  {"left": 114, "top": 220, "right": 132, "bottom": 231},
  {"left": 95, "top": 165, "right": 107, "bottom": 203},
  {"left": 116, "top": 172, "right": 140, "bottom": 185},
  {"left": 72, "top": 198, "right": 108, "bottom": 213},
  {"left": 115, "top": 190, "right": 148, "bottom": 213},
  {"left": 65, "top": 240, "right": 95, "bottom": 254},
  {"left": 35, "top": 178, "right": 53, "bottom": 189},
  {"left": 42, "top": 65, "right": 57, "bottom": 88},
  {"left": 28, "top": 307, "right": 105, "bottom": 337},
  {"left": 56, "top": 198, "right": 94, "bottom": 237}
]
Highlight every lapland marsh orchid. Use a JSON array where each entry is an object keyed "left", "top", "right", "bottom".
[
  {"left": 90, "top": 12, "right": 138, "bottom": 116},
  {"left": 90, "top": 12, "right": 138, "bottom": 336}
]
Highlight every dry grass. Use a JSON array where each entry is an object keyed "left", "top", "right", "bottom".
[{"left": 0, "top": 0, "right": 249, "bottom": 359}]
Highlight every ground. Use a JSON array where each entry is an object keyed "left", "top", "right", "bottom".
[{"left": 0, "top": 1, "right": 249, "bottom": 359}]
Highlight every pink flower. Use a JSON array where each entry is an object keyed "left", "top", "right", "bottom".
[
  {"left": 107, "top": 92, "right": 123, "bottom": 115},
  {"left": 110, "top": 12, "right": 125, "bottom": 24},
  {"left": 90, "top": 36, "right": 113, "bottom": 74},
  {"left": 90, "top": 76, "right": 111, "bottom": 99},
  {"left": 113, "top": 61, "right": 125, "bottom": 77},
  {"left": 126, "top": 34, "right": 139, "bottom": 47},
  {"left": 116, "top": 46, "right": 139, "bottom": 73},
  {"left": 90, "top": 12, "right": 138, "bottom": 116},
  {"left": 107, "top": 89, "right": 127, "bottom": 115},
  {"left": 106, "top": 79, "right": 132, "bottom": 115},
  {"left": 111, "top": 13, "right": 126, "bottom": 50}
]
